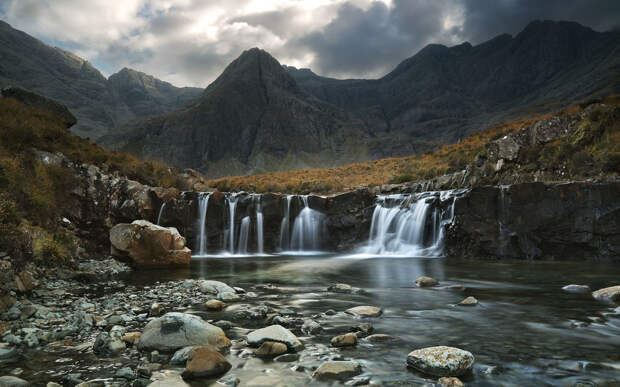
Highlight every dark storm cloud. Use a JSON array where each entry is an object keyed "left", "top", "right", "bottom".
[{"left": 460, "top": 0, "right": 620, "bottom": 43}]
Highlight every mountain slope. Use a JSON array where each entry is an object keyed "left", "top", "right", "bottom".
[
  {"left": 287, "top": 20, "right": 620, "bottom": 156},
  {"left": 100, "top": 49, "right": 371, "bottom": 178},
  {"left": 0, "top": 20, "right": 202, "bottom": 139}
]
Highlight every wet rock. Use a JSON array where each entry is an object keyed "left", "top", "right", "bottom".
[
  {"left": 0, "top": 376, "right": 29, "bottom": 386},
  {"left": 365, "top": 334, "right": 395, "bottom": 342},
  {"left": 301, "top": 319, "right": 322, "bottom": 335},
  {"left": 350, "top": 323, "right": 374, "bottom": 338},
  {"left": 345, "top": 376, "right": 371, "bottom": 386},
  {"left": 345, "top": 306, "right": 382, "bottom": 318},
  {"left": 331, "top": 333, "right": 357, "bottom": 347},
  {"left": 247, "top": 325, "right": 302, "bottom": 352},
  {"left": 274, "top": 353, "right": 299, "bottom": 362},
  {"left": 227, "top": 304, "right": 268, "bottom": 320},
  {"left": 216, "top": 374, "right": 239, "bottom": 386},
  {"left": 327, "top": 284, "right": 360, "bottom": 294},
  {"left": 562, "top": 284, "right": 591, "bottom": 294},
  {"left": 114, "top": 367, "right": 135, "bottom": 379},
  {"left": 205, "top": 300, "right": 226, "bottom": 311},
  {"left": 0, "top": 346, "right": 17, "bottom": 360},
  {"left": 406, "top": 346, "right": 474, "bottom": 377},
  {"left": 138, "top": 312, "right": 231, "bottom": 352},
  {"left": 457, "top": 296, "right": 478, "bottom": 306},
  {"left": 592, "top": 285, "right": 620, "bottom": 302},
  {"left": 137, "top": 363, "right": 162, "bottom": 377},
  {"left": 195, "top": 280, "right": 236, "bottom": 296},
  {"left": 415, "top": 276, "right": 439, "bottom": 287},
  {"left": 149, "top": 370, "right": 189, "bottom": 387},
  {"left": 150, "top": 303, "right": 163, "bottom": 317},
  {"left": 93, "top": 330, "right": 125, "bottom": 355},
  {"left": 170, "top": 346, "right": 194, "bottom": 365},
  {"left": 150, "top": 350, "right": 169, "bottom": 363},
  {"left": 255, "top": 341, "right": 288, "bottom": 357},
  {"left": 244, "top": 375, "right": 283, "bottom": 386},
  {"left": 122, "top": 332, "right": 142, "bottom": 345},
  {"left": 181, "top": 346, "right": 231, "bottom": 380},
  {"left": 46, "top": 383, "right": 61, "bottom": 387},
  {"left": 312, "top": 361, "right": 362, "bottom": 381},
  {"left": 214, "top": 321, "right": 234, "bottom": 330},
  {"left": 439, "top": 376, "right": 464, "bottom": 387},
  {"left": 218, "top": 292, "right": 241, "bottom": 302},
  {"left": 109, "top": 220, "right": 191, "bottom": 267}
]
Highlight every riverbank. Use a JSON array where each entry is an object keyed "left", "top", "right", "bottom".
[{"left": 1, "top": 255, "right": 619, "bottom": 386}]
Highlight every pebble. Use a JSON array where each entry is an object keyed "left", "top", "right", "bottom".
[
  {"left": 181, "top": 346, "right": 232, "bottom": 379},
  {"left": 562, "top": 284, "right": 591, "bottom": 294},
  {"left": 205, "top": 299, "right": 226, "bottom": 311},
  {"left": 365, "top": 334, "right": 394, "bottom": 342},
  {"left": 345, "top": 306, "right": 382, "bottom": 318},
  {"left": 312, "top": 361, "right": 362, "bottom": 381},
  {"left": 254, "top": 341, "right": 288, "bottom": 357},
  {"left": 457, "top": 296, "right": 478, "bottom": 306},
  {"left": 246, "top": 325, "right": 303, "bottom": 352},
  {"left": 439, "top": 376, "right": 464, "bottom": 387},
  {"left": 406, "top": 346, "right": 474, "bottom": 377}
]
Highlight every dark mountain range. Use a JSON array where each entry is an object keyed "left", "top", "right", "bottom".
[
  {"left": 99, "top": 49, "right": 371, "bottom": 178},
  {"left": 287, "top": 20, "right": 620, "bottom": 157},
  {"left": 0, "top": 21, "right": 202, "bottom": 139}
]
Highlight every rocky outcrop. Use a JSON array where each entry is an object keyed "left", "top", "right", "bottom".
[
  {"left": 1, "top": 87, "right": 76, "bottom": 128},
  {"left": 446, "top": 181, "right": 620, "bottom": 261},
  {"left": 109, "top": 220, "right": 191, "bottom": 267}
]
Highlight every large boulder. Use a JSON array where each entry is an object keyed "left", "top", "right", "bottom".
[
  {"left": 138, "top": 313, "right": 230, "bottom": 352},
  {"left": 109, "top": 220, "right": 191, "bottom": 267},
  {"left": 406, "top": 346, "right": 474, "bottom": 377}
]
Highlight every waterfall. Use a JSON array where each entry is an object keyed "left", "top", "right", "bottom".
[
  {"left": 362, "top": 191, "right": 461, "bottom": 257},
  {"left": 226, "top": 194, "right": 239, "bottom": 254},
  {"left": 156, "top": 202, "right": 166, "bottom": 225},
  {"left": 254, "top": 195, "right": 264, "bottom": 254},
  {"left": 279, "top": 195, "right": 293, "bottom": 251},
  {"left": 237, "top": 216, "right": 250, "bottom": 254},
  {"left": 195, "top": 193, "right": 210, "bottom": 256},
  {"left": 289, "top": 196, "right": 325, "bottom": 252}
]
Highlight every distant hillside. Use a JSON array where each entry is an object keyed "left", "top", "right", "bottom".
[
  {"left": 287, "top": 20, "right": 620, "bottom": 158},
  {"left": 100, "top": 49, "right": 372, "bottom": 178},
  {"left": 206, "top": 96, "right": 620, "bottom": 194},
  {"left": 0, "top": 21, "right": 202, "bottom": 139}
]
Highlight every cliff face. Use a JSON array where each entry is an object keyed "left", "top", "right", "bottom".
[{"left": 100, "top": 49, "right": 372, "bottom": 178}]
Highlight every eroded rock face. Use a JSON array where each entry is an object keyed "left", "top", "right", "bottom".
[
  {"left": 406, "top": 346, "right": 474, "bottom": 377},
  {"left": 109, "top": 220, "right": 191, "bottom": 267},
  {"left": 138, "top": 312, "right": 230, "bottom": 352}
]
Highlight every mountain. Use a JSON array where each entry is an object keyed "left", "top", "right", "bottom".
[
  {"left": 100, "top": 49, "right": 371, "bottom": 178},
  {"left": 286, "top": 20, "right": 620, "bottom": 156},
  {"left": 0, "top": 20, "right": 202, "bottom": 139}
]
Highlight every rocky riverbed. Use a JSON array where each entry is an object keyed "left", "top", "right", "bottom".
[{"left": 1, "top": 255, "right": 620, "bottom": 386}]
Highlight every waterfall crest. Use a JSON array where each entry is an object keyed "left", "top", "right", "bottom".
[
  {"left": 361, "top": 190, "right": 463, "bottom": 257},
  {"left": 289, "top": 196, "right": 326, "bottom": 252}
]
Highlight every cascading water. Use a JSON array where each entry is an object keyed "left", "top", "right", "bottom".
[
  {"left": 237, "top": 216, "right": 250, "bottom": 254},
  {"left": 361, "top": 190, "right": 462, "bottom": 257},
  {"left": 279, "top": 195, "right": 293, "bottom": 251},
  {"left": 156, "top": 202, "right": 166, "bottom": 226},
  {"left": 195, "top": 193, "right": 210, "bottom": 256},
  {"left": 289, "top": 196, "right": 326, "bottom": 252},
  {"left": 226, "top": 194, "right": 239, "bottom": 254},
  {"left": 254, "top": 195, "right": 264, "bottom": 254}
]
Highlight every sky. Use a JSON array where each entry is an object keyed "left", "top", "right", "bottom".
[{"left": 1, "top": 0, "right": 619, "bottom": 87}]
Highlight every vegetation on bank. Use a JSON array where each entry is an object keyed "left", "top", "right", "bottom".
[
  {"left": 207, "top": 97, "right": 619, "bottom": 194},
  {"left": 0, "top": 97, "right": 189, "bottom": 265}
]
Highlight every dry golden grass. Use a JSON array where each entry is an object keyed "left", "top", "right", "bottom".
[{"left": 206, "top": 108, "right": 576, "bottom": 194}]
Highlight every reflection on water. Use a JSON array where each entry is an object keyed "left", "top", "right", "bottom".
[{"left": 129, "top": 255, "right": 620, "bottom": 386}]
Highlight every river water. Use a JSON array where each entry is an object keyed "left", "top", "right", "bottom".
[{"left": 131, "top": 255, "right": 620, "bottom": 386}]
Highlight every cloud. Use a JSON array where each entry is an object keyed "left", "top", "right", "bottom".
[{"left": 1, "top": 0, "right": 618, "bottom": 87}]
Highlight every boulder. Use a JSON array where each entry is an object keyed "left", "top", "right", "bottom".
[
  {"left": 181, "top": 346, "right": 231, "bottom": 379},
  {"left": 109, "top": 220, "right": 190, "bottom": 267},
  {"left": 254, "top": 341, "right": 288, "bottom": 357},
  {"left": 406, "top": 346, "right": 474, "bottom": 377},
  {"left": 247, "top": 325, "right": 302, "bottom": 352},
  {"left": 195, "top": 280, "right": 236, "bottom": 296},
  {"left": 331, "top": 333, "right": 357, "bottom": 347},
  {"left": 592, "top": 285, "right": 620, "bottom": 302},
  {"left": 312, "top": 361, "right": 362, "bottom": 381},
  {"left": 345, "top": 306, "right": 382, "bottom": 318},
  {"left": 138, "top": 313, "right": 230, "bottom": 352},
  {"left": 415, "top": 276, "right": 439, "bottom": 287},
  {"left": 0, "top": 376, "right": 29, "bottom": 387}
]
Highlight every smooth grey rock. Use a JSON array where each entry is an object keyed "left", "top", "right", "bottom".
[
  {"left": 0, "top": 376, "right": 29, "bottom": 386},
  {"left": 312, "top": 361, "right": 362, "bottom": 381},
  {"left": 170, "top": 346, "right": 194, "bottom": 365},
  {"left": 301, "top": 319, "right": 322, "bottom": 335},
  {"left": 196, "top": 280, "right": 236, "bottom": 295},
  {"left": 345, "top": 306, "right": 382, "bottom": 318},
  {"left": 406, "top": 346, "right": 474, "bottom": 377},
  {"left": 247, "top": 325, "right": 302, "bottom": 352},
  {"left": 138, "top": 312, "right": 230, "bottom": 352},
  {"left": 592, "top": 286, "right": 620, "bottom": 302},
  {"left": 114, "top": 367, "right": 134, "bottom": 379},
  {"left": 562, "top": 284, "right": 591, "bottom": 294}
]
